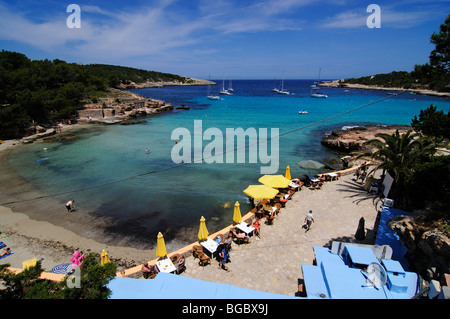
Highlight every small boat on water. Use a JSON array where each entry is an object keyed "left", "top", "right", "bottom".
[
  {"left": 207, "top": 75, "right": 220, "bottom": 100},
  {"left": 220, "top": 73, "right": 232, "bottom": 95},
  {"left": 299, "top": 110, "right": 308, "bottom": 114},
  {"left": 273, "top": 72, "right": 289, "bottom": 95},
  {"left": 227, "top": 79, "right": 234, "bottom": 92},
  {"left": 277, "top": 72, "right": 289, "bottom": 95},
  {"left": 310, "top": 68, "right": 328, "bottom": 98}
]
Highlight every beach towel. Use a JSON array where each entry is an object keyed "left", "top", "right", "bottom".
[
  {"left": 0, "top": 251, "right": 13, "bottom": 260},
  {"left": 0, "top": 242, "right": 5, "bottom": 249}
]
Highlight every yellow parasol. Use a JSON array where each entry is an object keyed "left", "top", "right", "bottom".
[
  {"left": 285, "top": 165, "right": 292, "bottom": 180},
  {"left": 22, "top": 258, "right": 37, "bottom": 270},
  {"left": 198, "top": 216, "right": 209, "bottom": 241},
  {"left": 233, "top": 201, "right": 242, "bottom": 224},
  {"left": 101, "top": 249, "right": 111, "bottom": 266},
  {"left": 156, "top": 232, "right": 168, "bottom": 258},
  {"left": 243, "top": 185, "right": 279, "bottom": 199},
  {"left": 258, "top": 174, "right": 291, "bottom": 188}
]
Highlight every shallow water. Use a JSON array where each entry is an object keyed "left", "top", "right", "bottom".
[{"left": 8, "top": 80, "right": 450, "bottom": 248}]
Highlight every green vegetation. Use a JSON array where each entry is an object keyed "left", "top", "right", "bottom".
[
  {"left": 83, "top": 64, "right": 188, "bottom": 86},
  {"left": 0, "top": 252, "right": 117, "bottom": 299},
  {"left": 411, "top": 104, "right": 450, "bottom": 142},
  {"left": 361, "top": 105, "right": 450, "bottom": 214},
  {"left": 0, "top": 50, "right": 190, "bottom": 139},
  {"left": 343, "top": 14, "right": 450, "bottom": 92}
]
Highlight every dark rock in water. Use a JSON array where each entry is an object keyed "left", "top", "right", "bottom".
[
  {"left": 222, "top": 201, "right": 231, "bottom": 209},
  {"left": 120, "top": 120, "right": 147, "bottom": 125},
  {"left": 43, "top": 135, "right": 78, "bottom": 142},
  {"left": 175, "top": 105, "right": 190, "bottom": 110}
]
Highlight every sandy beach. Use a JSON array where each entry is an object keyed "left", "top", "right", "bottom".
[
  {"left": 0, "top": 128, "right": 383, "bottom": 296},
  {"left": 0, "top": 129, "right": 158, "bottom": 272}
]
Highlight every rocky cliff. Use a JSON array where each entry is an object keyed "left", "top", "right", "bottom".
[
  {"left": 387, "top": 212, "right": 450, "bottom": 281},
  {"left": 321, "top": 125, "right": 412, "bottom": 152}
]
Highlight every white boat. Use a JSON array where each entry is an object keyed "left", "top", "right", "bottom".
[
  {"left": 272, "top": 77, "right": 279, "bottom": 92},
  {"left": 207, "top": 76, "right": 220, "bottom": 100},
  {"left": 220, "top": 74, "right": 232, "bottom": 95},
  {"left": 227, "top": 79, "right": 234, "bottom": 92},
  {"left": 277, "top": 72, "right": 289, "bottom": 95},
  {"left": 310, "top": 68, "right": 328, "bottom": 98},
  {"left": 299, "top": 110, "right": 308, "bottom": 114},
  {"left": 310, "top": 92, "right": 328, "bottom": 98}
]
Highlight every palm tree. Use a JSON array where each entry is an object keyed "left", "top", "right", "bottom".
[{"left": 359, "top": 129, "right": 436, "bottom": 208}]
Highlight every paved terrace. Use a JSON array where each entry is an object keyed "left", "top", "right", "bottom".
[{"left": 123, "top": 167, "right": 383, "bottom": 297}]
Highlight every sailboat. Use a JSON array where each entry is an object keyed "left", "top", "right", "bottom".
[
  {"left": 220, "top": 74, "right": 232, "bottom": 95},
  {"left": 278, "top": 78, "right": 289, "bottom": 95},
  {"left": 227, "top": 79, "right": 234, "bottom": 92},
  {"left": 207, "top": 76, "right": 220, "bottom": 100},
  {"left": 275, "top": 72, "right": 289, "bottom": 95},
  {"left": 310, "top": 68, "right": 328, "bottom": 98}
]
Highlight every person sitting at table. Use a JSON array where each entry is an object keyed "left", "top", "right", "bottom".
[
  {"left": 142, "top": 262, "right": 158, "bottom": 279},
  {"left": 302, "top": 175, "right": 312, "bottom": 187},
  {"left": 255, "top": 204, "right": 265, "bottom": 219},
  {"left": 230, "top": 227, "right": 250, "bottom": 244},
  {"left": 252, "top": 218, "right": 261, "bottom": 239},
  {"left": 286, "top": 189, "right": 295, "bottom": 199},
  {"left": 175, "top": 255, "right": 186, "bottom": 274},
  {"left": 292, "top": 178, "right": 303, "bottom": 186},
  {"left": 318, "top": 175, "right": 326, "bottom": 182},
  {"left": 224, "top": 232, "right": 233, "bottom": 250},
  {"left": 266, "top": 210, "right": 275, "bottom": 225}
]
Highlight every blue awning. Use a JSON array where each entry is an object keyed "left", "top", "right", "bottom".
[
  {"left": 107, "top": 272, "right": 295, "bottom": 299},
  {"left": 345, "top": 245, "right": 378, "bottom": 267}
]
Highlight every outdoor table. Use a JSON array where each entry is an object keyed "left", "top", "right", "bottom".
[
  {"left": 236, "top": 221, "right": 255, "bottom": 236},
  {"left": 289, "top": 182, "right": 301, "bottom": 191},
  {"left": 200, "top": 238, "right": 219, "bottom": 255},
  {"left": 327, "top": 173, "right": 338, "bottom": 181},
  {"left": 310, "top": 177, "right": 320, "bottom": 183},
  {"left": 344, "top": 246, "right": 378, "bottom": 268},
  {"left": 156, "top": 258, "right": 177, "bottom": 273}
]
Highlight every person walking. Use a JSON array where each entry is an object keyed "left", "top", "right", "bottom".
[
  {"left": 304, "top": 210, "right": 314, "bottom": 232},
  {"left": 219, "top": 247, "right": 230, "bottom": 272}
]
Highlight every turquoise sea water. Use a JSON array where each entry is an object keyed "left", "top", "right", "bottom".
[{"left": 8, "top": 80, "right": 450, "bottom": 247}]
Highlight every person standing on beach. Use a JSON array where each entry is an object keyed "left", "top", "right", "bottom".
[
  {"left": 304, "top": 210, "right": 314, "bottom": 232},
  {"left": 66, "top": 200, "right": 75, "bottom": 212}
]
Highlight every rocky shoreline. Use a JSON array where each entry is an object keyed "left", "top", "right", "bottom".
[
  {"left": 117, "top": 78, "right": 216, "bottom": 90},
  {"left": 321, "top": 124, "right": 412, "bottom": 153},
  {"left": 320, "top": 80, "right": 450, "bottom": 98},
  {"left": 76, "top": 88, "right": 179, "bottom": 125}
]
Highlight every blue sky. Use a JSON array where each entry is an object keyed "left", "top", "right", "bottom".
[{"left": 0, "top": 0, "right": 448, "bottom": 79}]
